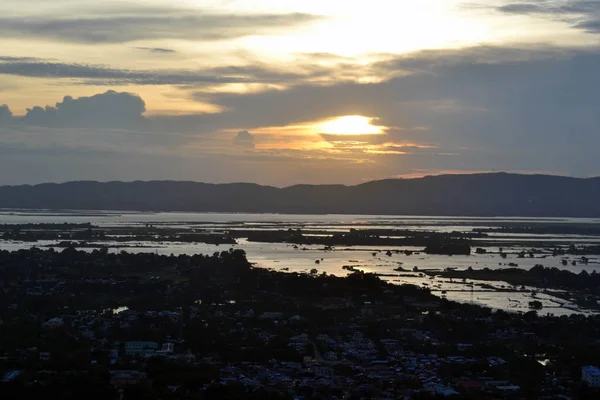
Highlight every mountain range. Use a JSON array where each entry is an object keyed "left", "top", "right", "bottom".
[{"left": 1, "top": 173, "right": 599, "bottom": 217}]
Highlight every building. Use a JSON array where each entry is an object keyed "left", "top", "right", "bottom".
[
  {"left": 161, "top": 342, "right": 174, "bottom": 353},
  {"left": 313, "top": 366, "right": 333, "bottom": 377},
  {"left": 2, "top": 370, "right": 23, "bottom": 383},
  {"left": 259, "top": 312, "right": 283, "bottom": 320},
  {"left": 582, "top": 366, "right": 600, "bottom": 387},
  {"left": 289, "top": 333, "right": 309, "bottom": 350},
  {"left": 43, "top": 317, "right": 64, "bottom": 329},
  {"left": 110, "top": 370, "right": 148, "bottom": 390},
  {"left": 125, "top": 341, "right": 159, "bottom": 357}
]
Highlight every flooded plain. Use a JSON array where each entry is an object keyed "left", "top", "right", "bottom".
[{"left": 2, "top": 210, "right": 600, "bottom": 315}]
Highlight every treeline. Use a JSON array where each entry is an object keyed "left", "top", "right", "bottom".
[
  {"left": 0, "top": 228, "right": 236, "bottom": 245},
  {"left": 246, "top": 229, "right": 472, "bottom": 255},
  {"left": 0, "top": 247, "right": 250, "bottom": 281},
  {"left": 434, "top": 265, "right": 600, "bottom": 293},
  {"left": 474, "top": 225, "right": 600, "bottom": 236},
  {"left": 0, "top": 223, "right": 95, "bottom": 230}
]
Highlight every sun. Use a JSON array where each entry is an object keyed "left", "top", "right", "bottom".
[{"left": 317, "top": 115, "right": 385, "bottom": 135}]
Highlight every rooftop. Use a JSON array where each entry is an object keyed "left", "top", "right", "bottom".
[
  {"left": 582, "top": 366, "right": 600, "bottom": 376},
  {"left": 2, "top": 370, "right": 23, "bottom": 382}
]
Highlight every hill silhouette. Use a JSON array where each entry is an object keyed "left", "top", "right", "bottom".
[{"left": 1, "top": 173, "right": 599, "bottom": 217}]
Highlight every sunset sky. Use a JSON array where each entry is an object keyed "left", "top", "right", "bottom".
[{"left": 1, "top": 0, "right": 599, "bottom": 185}]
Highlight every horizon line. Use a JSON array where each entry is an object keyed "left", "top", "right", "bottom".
[{"left": 1, "top": 171, "right": 599, "bottom": 190}]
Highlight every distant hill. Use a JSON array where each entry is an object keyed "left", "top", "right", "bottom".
[{"left": 1, "top": 173, "right": 600, "bottom": 217}]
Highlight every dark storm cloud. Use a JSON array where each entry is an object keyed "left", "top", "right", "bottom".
[
  {"left": 15, "top": 91, "right": 147, "bottom": 129},
  {"left": 493, "top": 1, "right": 600, "bottom": 33},
  {"left": 0, "top": 12, "right": 323, "bottom": 44}
]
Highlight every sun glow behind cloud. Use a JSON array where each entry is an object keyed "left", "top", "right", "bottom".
[
  {"left": 316, "top": 115, "right": 385, "bottom": 135},
  {"left": 228, "top": 113, "right": 443, "bottom": 163},
  {"left": 246, "top": 115, "right": 387, "bottom": 137}
]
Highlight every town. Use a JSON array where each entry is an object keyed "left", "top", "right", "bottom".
[{"left": 1, "top": 247, "right": 600, "bottom": 399}]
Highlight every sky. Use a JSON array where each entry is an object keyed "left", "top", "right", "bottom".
[{"left": 0, "top": 0, "right": 599, "bottom": 186}]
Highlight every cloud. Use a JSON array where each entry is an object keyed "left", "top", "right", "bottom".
[
  {"left": 0, "top": 56, "right": 41, "bottom": 62},
  {"left": 0, "top": 11, "right": 323, "bottom": 44},
  {"left": 14, "top": 91, "right": 147, "bottom": 129},
  {"left": 2, "top": 44, "right": 600, "bottom": 183},
  {"left": 498, "top": 1, "right": 599, "bottom": 15},
  {"left": 498, "top": 3, "right": 544, "bottom": 14},
  {"left": 0, "top": 58, "right": 321, "bottom": 86},
  {"left": 135, "top": 47, "right": 176, "bottom": 54},
  {"left": 373, "top": 45, "right": 572, "bottom": 74},
  {"left": 187, "top": 45, "right": 600, "bottom": 176},
  {"left": 233, "top": 130, "right": 255, "bottom": 148},
  {"left": 492, "top": 1, "right": 600, "bottom": 34},
  {"left": 0, "top": 59, "right": 250, "bottom": 86},
  {"left": 0, "top": 105, "right": 12, "bottom": 125}
]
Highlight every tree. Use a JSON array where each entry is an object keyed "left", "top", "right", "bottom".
[{"left": 529, "top": 300, "right": 543, "bottom": 310}]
